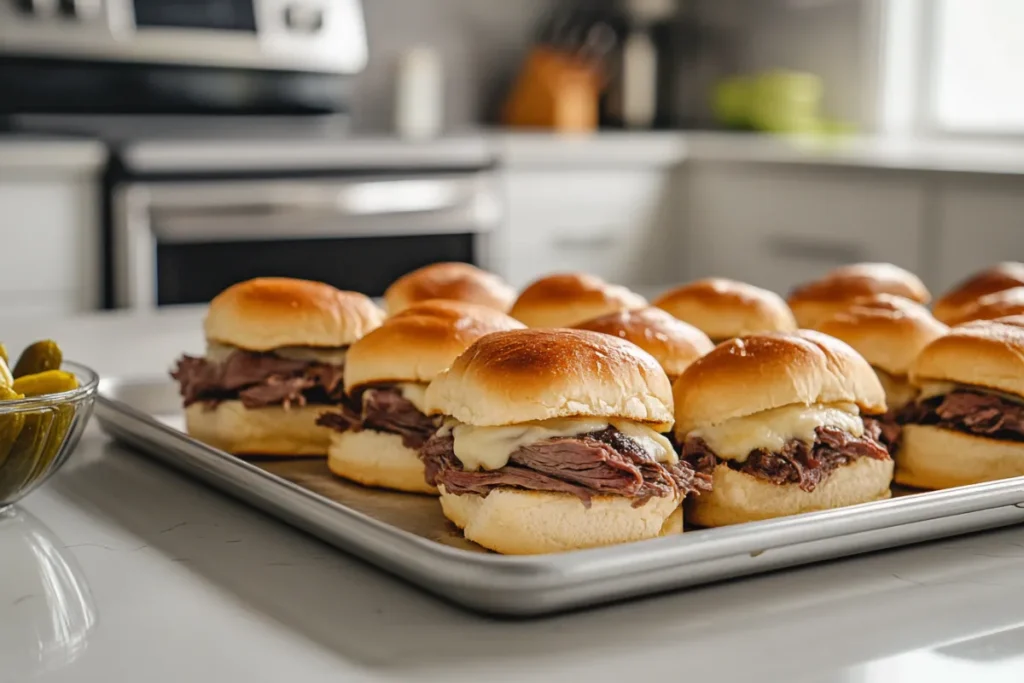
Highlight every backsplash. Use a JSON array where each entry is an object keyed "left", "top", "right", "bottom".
[{"left": 351, "top": 0, "right": 556, "bottom": 132}]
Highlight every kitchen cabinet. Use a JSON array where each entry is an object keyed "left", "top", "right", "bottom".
[
  {"left": 683, "top": 164, "right": 928, "bottom": 295},
  {"left": 0, "top": 140, "right": 105, "bottom": 317},
  {"left": 933, "top": 178, "right": 1024, "bottom": 294},
  {"left": 495, "top": 169, "right": 679, "bottom": 290}
]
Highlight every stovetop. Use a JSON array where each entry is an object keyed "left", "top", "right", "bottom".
[{"left": 9, "top": 114, "right": 495, "bottom": 175}]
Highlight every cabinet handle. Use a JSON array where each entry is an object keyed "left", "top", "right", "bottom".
[
  {"left": 763, "top": 236, "right": 867, "bottom": 264},
  {"left": 551, "top": 235, "right": 618, "bottom": 250}
]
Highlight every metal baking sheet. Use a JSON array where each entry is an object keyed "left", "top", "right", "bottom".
[{"left": 95, "top": 377, "right": 1024, "bottom": 617}]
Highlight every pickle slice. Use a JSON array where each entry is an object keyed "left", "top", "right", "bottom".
[
  {"left": 13, "top": 340, "right": 63, "bottom": 379},
  {"left": 0, "top": 408, "right": 51, "bottom": 501},
  {"left": 0, "top": 358, "right": 12, "bottom": 388},
  {"left": 0, "top": 386, "right": 26, "bottom": 469},
  {"left": 12, "top": 370, "right": 79, "bottom": 397}
]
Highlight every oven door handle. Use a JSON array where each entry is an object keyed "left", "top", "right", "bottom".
[{"left": 148, "top": 177, "right": 499, "bottom": 243}]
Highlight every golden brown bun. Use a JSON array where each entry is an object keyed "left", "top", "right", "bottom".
[
  {"left": 184, "top": 402, "right": 329, "bottom": 456},
  {"left": 204, "top": 277, "right": 384, "bottom": 351},
  {"left": 326, "top": 430, "right": 437, "bottom": 494},
  {"left": 343, "top": 299, "right": 525, "bottom": 392},
  {"left": 426, "top": 328, "right": 674, "bottom": 430},
  {"left": 814, "top": 294, "right": 948, "bottom": 376},
  {"left": 437, "top": 485, "right": 682, "bottom": 554},
  {"left": 909, "top": 316, "right": 1024, "bottom": 398},
  {"left": 673, "top": 330, "right": 886, "bottom": 439},
  {"left": 509, "top": 273, "right": 647, "bottom": 328},
  {"left": 895, "top": 425, "right": 1024, "bottom": 490},
  {"left": 384, "top": 262, "right": 516, "bottom": 315},
  {"left": 572, "top": 306, "right": 715, "bottom": 381},
  {"left": 787, "top": 263, "right": 930, "bottom": 328},
  {"left": 933, "top": 262, "right": 1024, "bottom": 324},
  {"left": 944, "top": 286, "right": 1024, "bottom": 326},
  {"left": 685, "top": 458, "right": 893, "bottom": 527},
  {"left": 652, "top": 278, "right": 796, "bottom": 342}
]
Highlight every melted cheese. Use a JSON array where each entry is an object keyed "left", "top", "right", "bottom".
[
  {"left": 449, "top": 417, "right": 677, "bottom": 472},
  {"left": 206, "top": 341, "right": 347, "bottom": 365},
  {"left": 916, "top": 381, "right": 1024, "bottom": 405},
  {"left": 916, "top": 381, "right": 959, "bottom": 400},
  {"left": 874, "top": 368, "right": 917, "bottom": 411},
  {"left": 396, "top": 382, "right": 430, "bottom": 413},
  {"left": 691, "top": 403, "right": 864, "bottom": 463}
]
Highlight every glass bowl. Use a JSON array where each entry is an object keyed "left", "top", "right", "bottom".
[{"left": 0, "top": 361, "right": 99, "bottom": 509}]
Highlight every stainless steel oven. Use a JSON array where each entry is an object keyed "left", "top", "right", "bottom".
[
  {"left": 3, "top": 0, "right": 503, "bottom": 310},
  {"left": 112, "top": 169, "right": 500, "bottom": 309}
]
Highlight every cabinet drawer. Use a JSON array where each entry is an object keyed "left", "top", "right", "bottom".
[
  {"left": 0, "top": 180, "right": 99, "bottom": 305},
  {"left": 0, "top": 291, "right": 80, "bottom": 318},
  {"left": 686, "top": 166, "right": 926, "bottom": 295},
  {"left": 934, "top": 181, "right": 1024, "bottom": 294},
  {"left": 501, "top": 170, "right": 672, "bottom": 288}
]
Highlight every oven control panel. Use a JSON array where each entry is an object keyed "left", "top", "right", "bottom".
[{"left": 1, "top": 0, "right": 366, "bottom": 73}]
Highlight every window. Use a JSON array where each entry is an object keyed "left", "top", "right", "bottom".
[{"left": 930, "top": 0, "right": 1024, "bottom": 134}]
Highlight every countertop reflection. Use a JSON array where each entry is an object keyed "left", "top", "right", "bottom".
[{"left": 0, "top": 507, "right": 96, "bottom": 679}]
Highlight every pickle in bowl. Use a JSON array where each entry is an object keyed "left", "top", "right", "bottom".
[{"left": 0, "top": 340, "right": 98, "bottom": 508}]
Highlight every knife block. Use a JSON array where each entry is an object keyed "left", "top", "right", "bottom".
[{"left": 502, "top": 47, "right": 601, "bottom": 132}]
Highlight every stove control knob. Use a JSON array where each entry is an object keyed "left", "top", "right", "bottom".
[
  {"left": 58, "top": 0, "right": 103, "bottom": 20},
  {"left": 284, "top": 3, "right": 324, "bottom": 33},
  {"left": 15, "top": 0, "right": 59, "bottom": 16}
]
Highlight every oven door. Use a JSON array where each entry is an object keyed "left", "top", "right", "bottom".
[{"left": 111, "top": 173, "right": 499, "bottom": 308}]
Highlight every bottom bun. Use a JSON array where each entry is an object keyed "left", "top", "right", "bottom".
[
  {"left": 437, "top": 485, "right": 682, "bottom": 554},
  {"left": 685, "top": 457, "right": 894, "bottom": 527},
  {"left": 327, "top": 429, "right": 437, "bottom": 495},
  {"left": 184, "top": 401, "right": 329, "bottom": 456},
  {"left": 895, "top": 424, "right": 1024, "bottom": 490}
]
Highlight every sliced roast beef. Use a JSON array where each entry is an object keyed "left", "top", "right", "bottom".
[
  {"left": 170, "top": 350, "right": 346, "bottom": 408},
  {"left": 864, "top": 414, "right": 901, "bottom": 450},
  {"left": 682, "top": 424, "right": 889, "bottom": 492},
  {"left": 316, "top": 386, "right": 440, "bottom": 449},
  {"left": 420, "top": 426, "right": 710, "bottom": 508},
  {"left": 899, "top": 389, "right": 1024, "bottom": 441}
]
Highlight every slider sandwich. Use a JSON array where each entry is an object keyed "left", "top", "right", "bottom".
[
  {"left": 420, "top": 328, "right": 710, "bottom": 554},
  {"left": 384, "top": 262, "right": 516, "bottom": 315},
  {"left": 316, "top": 300, "right": 524, "bottom": 493},
  {"left": 815, "top": 295, "right": 948, "bottom": 448},
  {"left": 573, "top": 306, "right": 714, "bottom": 383},
  {"left": 933, "top": 262, "right": 1024, "bottom": 325},
  {"left": 509, "top": 272, "right": 646, "bottom": 328},
  {"left": 787, "top": 262, "right": 930, "bottom": 329},
  {"left": 676, "top": 330, "right": 892, "bottom": 526},
  {"left": 171, "top": 277, "right": 384, "bottom": 456},
  {"left": 652, "top": 278, "right": 796, "bottom": 343},
  {"left": 897, "top": 316, "right": 1024, "bottom": 489},
  {"left": 942, "top": 286, "right": 1024, "bottom": 327}
]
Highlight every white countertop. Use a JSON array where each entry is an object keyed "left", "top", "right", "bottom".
[
  {"left": 0, "top": 135, "right": 107, "bottom": 173},
  {"left": 5, "top": 308, "right": 1024, "bottom": 683},
  {"left": 7, "top": 127, "right": 1024, "bottom": 176}
]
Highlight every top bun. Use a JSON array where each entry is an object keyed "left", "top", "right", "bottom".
[
  {"left": 787, "top": 263, "right": 930, "bottom": 328},
  {"left": 384, "top": 262, "right": 516, "bottom": 315},
  {"left": 204, "top": 277, "right": 384, "bottom": 351},
  {"left": 425, "top": 328, "right": 674, "bottom": 429},
  {"left": 814, "top": 294, "right": 948, "bottom": 376},
  {"left": 343, "top": 299, "right": 525, "bottom": 392},
  {"left": 509, "top": 273, "right": 647, "bottom": 328},
  {"left": 910, "top": 315, "right": 1024, "bottom": 399},
  {"left": 652, "top": 278, "right": 796, "bottom": 341},
  {"left": 944, "top": 286, "right": 1024, "bottom": 326},
  {"left": 673, "top": 330, "right": 886, "bottom": 438},
  {"left": 933, "top": 262, "right": 1024, "bottom": 324},
  {"left": 573, "top": 306, "right": 714, "bottom": 380}
]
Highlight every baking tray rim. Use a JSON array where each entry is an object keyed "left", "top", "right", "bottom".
[{"left": 95, "top": 376, "right": 1024, "bottom": 592}]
